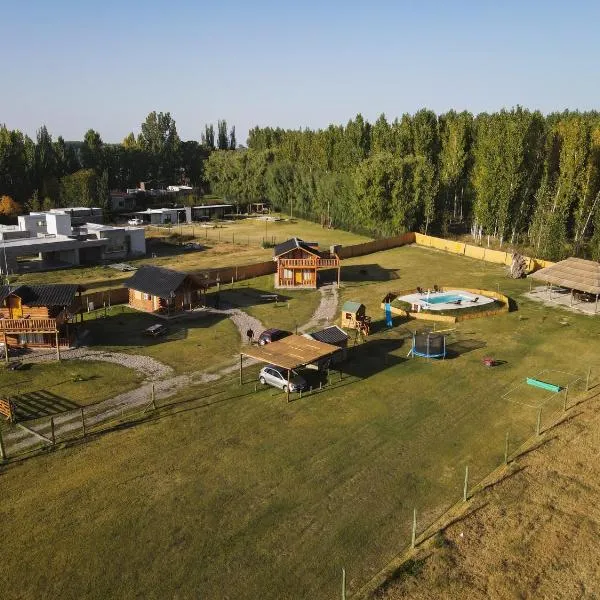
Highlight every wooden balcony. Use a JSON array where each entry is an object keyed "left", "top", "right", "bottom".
[
  {"left": 279, "top": 257, "right": 339, "bottom": 268},
  {"left": 0, "top": 318, "right": 59, "bottom": 334}
]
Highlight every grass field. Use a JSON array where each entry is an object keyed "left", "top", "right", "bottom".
[
  {"left": 81, "top": 306, "right": 241, "bottom": 375},
  {"left": 1, "top": 245, "right": 599, "bottom": 599},
  {"left": 0, "top": 360, "right": 143, "bottom": 430},
  {"left": 10, "top": 215, "right": 370, "bottom": 290}
]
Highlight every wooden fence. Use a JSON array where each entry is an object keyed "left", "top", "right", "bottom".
[{"left": 0, "top": 398, "right": 14, "bottom": 422}]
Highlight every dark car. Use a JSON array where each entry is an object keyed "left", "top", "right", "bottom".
[
  {"left": 257, "top": 328, "right": 291, "bottom": 346},
  {"left": 144, "top": 324, "right": 168, "bottom": 337}
]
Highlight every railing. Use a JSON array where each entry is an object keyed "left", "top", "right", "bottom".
[
  {"left": 0, "top": 318, "right": 58, "bottom": 333},
  {"left": 279, "top": 257, "right": 339, "bottom": 268}
]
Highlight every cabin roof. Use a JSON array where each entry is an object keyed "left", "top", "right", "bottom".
[
  {"left": 0, "top": 284, "right": 80, "bottom": 307},
  {"left": 273, "top": 237, "right": 320, "bottom": 258},
  {"left": 125, "top": 265, "right": 190, "bottom": 298},
  {"left": 341, "top": 301, "right": 363, "bottom": 313}
]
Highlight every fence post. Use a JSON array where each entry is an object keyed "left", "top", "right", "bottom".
[
  {"left": 463, "top": 465, "right": 469, "bottom": 502},
  {"left": 563, "top": 387, "right": 569, "bottom": 412},
  {"left": 504, "top": 431, "right": 510, "bottom": 464},
  {"left": 411, "top": 508, "right": 417, "bottom": 548},
  {"left": 341, "top": 568, "right": 346, "bottom": 600},
  {"left": 586, "top": 366, "right": 592, "bottom": 391},
  {"left": 0, "top": 428, "right": 6, "bottom": 461},
  {"left": 50, "top": 417, "right": 56, "bottom": 446},
  {"left": 536, "top": 407, "right": 542, "bottom": 436},
  {"left": 151, "top": 383, "right": 157, "bottom": 410},
  {"left": 81, "top": 407, "right": 86, "bottom": 437}
]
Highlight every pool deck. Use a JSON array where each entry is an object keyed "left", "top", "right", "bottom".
[{"left": 398, "top": 289, "right": 495, "bottom": 312}]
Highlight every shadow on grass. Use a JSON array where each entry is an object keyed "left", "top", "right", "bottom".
[
  {"left": 12, "top": 390, "right": 79, "bottom": 421},
  {"left": 333, "top": 263, "right": 400, "bottom": 284},
  {"left": 340, "top": 337, "right": 407, "bottom": 379},
  {"left": 217, "top": 287, "right": 292, "bottom": 310},
  {"left": 81, "top": 310, "right": 231, "bottom": 350},
  {"left": 445, "top": 339, "right": 487, "bottom": 359}
]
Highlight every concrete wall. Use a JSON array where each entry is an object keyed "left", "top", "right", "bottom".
[
  {"left": 127, "top": 228, "right": 146, "bottom": 255},
  {"left": 18, "top": 214, "right": 47, "bottom": 236},
  {"left": 46, "top": 213, "right": 72, "bottom": 236}
]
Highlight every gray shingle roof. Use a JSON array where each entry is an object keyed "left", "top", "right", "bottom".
[
  {"left": 273, "top": 237, "right": 320, "bottom": 258},
  {"left": 0, "top": 284, "right": 80, "bottom": 307},
  {"left": 125, "top": 265, "right": 188, "bottom": 298},
  {"left": 306, "top": 326, "right": 348, "bottom": 347}
]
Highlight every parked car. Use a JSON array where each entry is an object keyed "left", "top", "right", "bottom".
[
  {"left": 128, "top": 218, "right": 144, "bottom": 226},
  {"left": 258, "top": 365, "right": 307, "bottom": 393},
  {"left": 144, "top": 324, "right": 168, "bottom": 337},
  {"left": 258, "top": 328, "right": 291, "bottom": 345}
]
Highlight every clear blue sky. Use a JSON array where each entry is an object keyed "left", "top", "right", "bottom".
[{"left": 2, "top": 0, "right": 599, "bottom": 144}]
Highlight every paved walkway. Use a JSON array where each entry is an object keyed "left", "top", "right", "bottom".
[{"left": 4, "top": 287, "right": 340, "bottom": 455}]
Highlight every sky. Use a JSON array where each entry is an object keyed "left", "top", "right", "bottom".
[{"left": 2, "top": 0, "right": 599, "bottom": 144}]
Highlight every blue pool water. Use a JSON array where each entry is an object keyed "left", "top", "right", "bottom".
[{"left": 423, "top": 293, "right": 465, "bottom": 305}]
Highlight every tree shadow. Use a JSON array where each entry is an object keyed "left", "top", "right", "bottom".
[
  {"left": 12, "top": 390, "right": 80, "bottom": 421},
  {"left": 217, "top": 287, "right": 292, "bottom": 310},
  {"left": 81, "top": 309, "right": 230, "bottom": 349},
  {"left": 335, "top": 263, "right": 400, "bottom": 283},
  {"left": 338, "top": 337, "right": 407, "bottom": 379},
  {"left": 445, "top": 339, "right": 487, "bottom": 359}
]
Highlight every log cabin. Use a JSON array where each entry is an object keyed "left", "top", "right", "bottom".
[
  {"left": 273, "top": 238, "right": 340, "bottom": 289},
  {"left": 126, "top": 265, "right": 206, "bottom": 315},
  {"left": 0, "top": 284, "right": 82, "bottom": 355}
]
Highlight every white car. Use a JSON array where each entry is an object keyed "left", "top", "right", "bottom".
[
  {"left": 259, "top": 365, "right": 307, "bottom": 393},
  {"left": 128, "top": 218, "right": 144, "bottom": 226}
]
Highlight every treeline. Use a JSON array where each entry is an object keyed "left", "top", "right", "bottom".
[
  {"left": 205, "top": 109, "right": 600, "bottom": 260},
  {"left": 0, "top": 112, "right": 236, "bottom": 214}
]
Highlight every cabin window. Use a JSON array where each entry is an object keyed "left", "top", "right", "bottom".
[
  {"left": 143, "top": 293, "right": 152, "bottom": 301},
  {"left": 303, "top": 270, "right": 311, "bottom": 281},
  {"left": 283, "top": 269, "right": 293, "bottom": 279},
  {"left": 345, "top": 313, "right": 352, "bottom": 319}
]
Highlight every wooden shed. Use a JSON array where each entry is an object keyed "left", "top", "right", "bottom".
[{"left": 340, "top": 301, "right": 366, "bottom": 329}]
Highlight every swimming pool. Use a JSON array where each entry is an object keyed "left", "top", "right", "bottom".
[
  {"left": 395, "top": 289, "right": 496, "bottom": 311},
  {"left": 424, "top": 293, "right": 465, "bottom": 305}
]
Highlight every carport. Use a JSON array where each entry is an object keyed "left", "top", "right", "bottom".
[{"left": 240, "top": 334, "right": 341, "bottom": 402}]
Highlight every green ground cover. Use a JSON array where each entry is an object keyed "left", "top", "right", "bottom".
[
  {"left": 81, "top": 306, "right": 241, "bottom": 375},
  {"left": 1, "top": 245, "right": 598, "bottom": 599},
  {"left": 0, "top": 360, "right": 143, "bottom": 429}
]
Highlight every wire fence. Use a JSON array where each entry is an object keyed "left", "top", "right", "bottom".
[{"left": 0, "top": 356, "right": 595, "bottom": 599}]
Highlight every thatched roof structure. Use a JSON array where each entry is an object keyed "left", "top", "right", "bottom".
[{"left": 531, "top": 257, "right": 600, "bottom": 296}]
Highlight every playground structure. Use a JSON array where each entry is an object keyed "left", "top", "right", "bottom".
[
  {"left": 408, "top": 331, "right": 447, "bottom": 359},
  {"left": 341, "top": 301, "right": 371, "bottom": 337}
]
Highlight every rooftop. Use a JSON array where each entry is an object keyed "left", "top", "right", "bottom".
[
  {"left": 531, "top": 257, "right": 600, "bottom": 296},
  {"left": 273, "top": 237, "right": 320, "bottom": 258},
  {"left": 125, "top": 265, "right": 191, "bottom": 298},
  {"left": 0, "top": 284, "right": 80, "bottom": 307}
]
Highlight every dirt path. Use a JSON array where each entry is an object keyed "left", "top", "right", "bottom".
[
  {"left": 299, "top": 283, "right": 339, "bottom": 333},
  {"left": 21, "top": 348, "right": 173, "bottom": 380}
]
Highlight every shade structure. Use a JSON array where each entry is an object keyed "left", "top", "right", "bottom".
[
  {"left": 530, "top": 257, "right": 600, "bottom": 296},
  {"left": 241, "top": 334, "right": 340, "bottom": 370}
]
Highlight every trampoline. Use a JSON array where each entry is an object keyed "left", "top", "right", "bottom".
[{"left": 410, "top": 331, "right": 446, "bottom": 359}]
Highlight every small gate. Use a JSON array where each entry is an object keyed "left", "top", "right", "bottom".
[{"left": 0, "top": 398, "right": 15, "bottom": 422}]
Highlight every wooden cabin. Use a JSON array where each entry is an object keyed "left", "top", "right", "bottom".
[
  {"left": 126, "top": 265, "right": 206, "bottom": 315},
  {"left": 273, "top": 238, "right": 340, "bottom": 289},
  {"left": 0, "top": 284, "right": 81, "bottom": 352}
]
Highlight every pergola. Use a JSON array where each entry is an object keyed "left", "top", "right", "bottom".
[
  {"left": 530, "top": 257, "right": 600, "bottom": 313},
  {"left": 240, "top": 334, "right": 341, "bottom": 402}
]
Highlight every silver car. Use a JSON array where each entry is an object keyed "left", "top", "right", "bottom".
[{"left": 259, "top": 365, "right": 307, "bottom": 393}]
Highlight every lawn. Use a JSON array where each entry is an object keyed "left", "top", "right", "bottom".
[
  {"left": 0, "top": 360, "right": 143, "bottom": 430},
  {"left": 219, "top": 274, "right": 325, "bottom": 333},
  {"left": 10, "top": 215, "right": 369, "bottom": 291},
  {"left": 0, "top": 245, "right": 598, "bottom": 599},
  {"left": 81, "top": 306, "right": 241, "bottom": 375}
]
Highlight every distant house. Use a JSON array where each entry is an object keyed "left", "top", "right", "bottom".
[
  {"left": 0, "top": 284, "right": 82, "bottom": 351},
  {"left": 126, "top": 265, "right": 206, "bottom": 315},
  {"left": 186, "top": 204, "right": 233, "bottom": 222},
  {"left": 273, "top": 238, "right": 340, "bottom": 289},
  {"left": 109, "top": 192, "right": 137, "bottom": 212}
]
